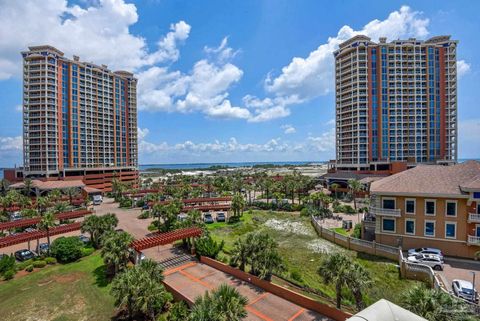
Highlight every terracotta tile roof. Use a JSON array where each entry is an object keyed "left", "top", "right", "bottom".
[
  {"left": 10, "top": 179, "right": 85, "bottom": 190},
  {"left": 370, "top": 161, "right": 480, "bottom": 196}
]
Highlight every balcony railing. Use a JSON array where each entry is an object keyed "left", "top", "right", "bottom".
[
  {"left": 468, "top": 213, "right": 480, "bottom": 223},
  {"left": 369, "top": 206, "right": 402, "bottom": 217},
  {"left": 467, "top": 235, "right": 480, "bottom": 246}
]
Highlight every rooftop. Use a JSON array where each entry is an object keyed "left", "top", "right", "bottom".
[
  {"left": 370, "top": 161, "right": 480, "bottom": 196},
  {"left": 10, "top": 180, "right": 85, "bottom": 191}
]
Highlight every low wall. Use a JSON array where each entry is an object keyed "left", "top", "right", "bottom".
[
  {"left": 200, "top": 256, "right": 351, "bottom": 321},
  {"left": 311, "top": 216, "right": 399, "bottom": 261},
  {"left": 163, "top": 282, "right": 195, "bottom": 307}
]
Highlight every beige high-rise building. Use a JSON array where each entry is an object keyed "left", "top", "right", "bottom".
[
  {"left": 334, "top": 35, "right": 458, "bottom": 172},
  {"left": 20, "top": 45, "right": 138, "bottom": 190}
]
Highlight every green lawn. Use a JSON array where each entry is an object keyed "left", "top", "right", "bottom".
[
  {"left": 0, "top": 254, "right": 115, "bottom": 321},
  {"left": 208, "top": 210, "right": 419, "bottom": 310}
]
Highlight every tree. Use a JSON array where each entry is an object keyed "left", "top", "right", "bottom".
[
  {"left": 37, "top": 211, "right": 56, "bottom": 253},
  {"left": 101, "top": 231, "right": 134, "bottom": 275},
  {"left": 111, "top": 259, "right": 172, "bottom": 320},
  {"left": 62, "top": 187, "right": 79, "bottom": 205},
  {"left": 317, "top": 252, "right": 351, "bottom": 309},
  {"left": 194, "top": 235, "right": 224, "bottom": 259},
  {"left": 190, "top": 284, "right": 248, "bottom": 321},
  {"left": 81, "top": 214, "right": 118, "bottom": 248},
  {"left": 347, "top": 179, "right": 363, "bottom": 210},
  {"left": 231, "top": 192, "right": 246, "bottom": 220},
  {"left": 401, "top": 285, "right": 473, "bottom": 321},
  {"left": 50, "top": 236, "right": 83, "bottom": 262},
  {"left": 23, "top": 178, "right": 33, "bottom": 196},
  {"left": 36, "top": 196, "right": 49, "bottom": 215},
  {"left": 345, "top": 261, "right": 371, "bottom": 310},
  {"left": 48, "top": 189, "right": 62, "bottom": 202},
  {"left": 330, "top": 183, "right": 340, "bottom": 199},
  {"left": 152, "top": 202, "right": 180, "bottom": 232},
  {"left": 0, "top": 179, "right": 10, "bottom": 196},
  {"left": 168, "top": 301, "right": 190, "bottom": 321}
]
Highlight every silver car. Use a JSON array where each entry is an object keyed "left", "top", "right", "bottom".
[
  {"left": 407, "top": 247, "right": 444, "bottom": 260},
  {"left": 407, "top": 254, "right": 444, "bottom": 271},
  {"left": 452, "top": 279, "right": 479, "bottom": 303}
]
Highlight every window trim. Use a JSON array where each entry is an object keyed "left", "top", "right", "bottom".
[
  {"left": 382, "top": 197, "right": 396, "bottom": 210},
  {"left": 425, "top": 199, "right": 436, "bottom": 216},
  {"left": 445, "top": 200, "right": 457, "bottom": 217},
  {"left": 445, "top": 221, "right": 456, "bottom": 239},
  {"left": 405, "top": 218, "right": 416, "bottom": 235},
  {"left": 381, "top": 217, "right": 396, "bottom": 233},
  {"left": 405, "top": 198, "right": 416, "bottom": 215},
  {"left": 424, "top": 220, "right": 436, "bottom": 237}
]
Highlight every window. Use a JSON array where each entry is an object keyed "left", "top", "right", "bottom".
[
  {"left": 425, "top": 221, "right": 435, "bottom": 237},
  {"left": 382, "top": 198, "right": 396, "bottom": 209},
  {"left": 425, "top": 200, "right": 436, "bottom": 215},
  {"left": 405, "top": 199, "right": 415, "bottom": 214},
  {"left": 445, "top": 222, "right": 456, "bottom": 239},
  {"left": 405, "top": 219, "right": 415, "bottom": 235},
  {"left": 382, "top": 218, "right": 396, "bottom": 233},
  {"left": 445, "top": 201, "right": 457, "bottom": 216}
]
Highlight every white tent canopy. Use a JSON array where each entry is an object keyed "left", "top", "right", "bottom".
[{"left": 347, "top": 299, "right": 427, "bottom": 321}]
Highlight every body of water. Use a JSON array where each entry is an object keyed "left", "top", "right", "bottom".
[{"left": 139, "top": 161, "right": 321, "bottom": 171}]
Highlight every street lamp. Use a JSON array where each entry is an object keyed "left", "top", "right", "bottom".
[{"left": 471, "top": 271, "right": 476, "bottom": 303}]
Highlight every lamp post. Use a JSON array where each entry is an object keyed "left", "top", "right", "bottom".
[{"left": 471, "top": 271, "right": 476, "bottom": 303}]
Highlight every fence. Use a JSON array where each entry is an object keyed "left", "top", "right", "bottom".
[{"left": 311, "top": 216, "right": 399, "bottom": 261}]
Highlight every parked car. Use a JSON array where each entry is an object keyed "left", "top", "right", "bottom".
[
  {"left": 142, "top": 203, "right": 150, "bottom": 210},
  {"left": 15, "top": 249, "right": 36, "bottom": 262},
  {"left": 216, "top": 212, "right": 226, "bottom": 222},
  {"left": 128, "top": 248, "right": 146, "bottom": 264},
  {"left": 10, "top": 212, "right": 22, "bottom": 221},
  {"left": 92, "top": 195, "right": 103, "bottom": 205},
  {"left": 408, "top": 247, "right": 444, "bottom": 260},
  {"left": 177, "top": 213, "right": 188, "bottom": 221},
  {"left": 203, "top": 213, "right": 214, "bottom": 224},
  {"left": 24, "top": 227, "right": 37, "bottom": 233},
  {"left": 407, "top": 254, "right": 444, "bottom": 270},
  {"left": 78, "top": 234, "right": 90, "bottom": 244},
  {"left": 452, "top": 279, "right": 479, "bottom": 303},
  {"left": 37, "top": 243, "right": 49, "bottom": 255}
]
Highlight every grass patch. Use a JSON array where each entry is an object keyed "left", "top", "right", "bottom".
[
  {"left": 208, "top": 210, "right": 420, "bottom": 310},
  {"left": 0, "top": 254, "right": 115, "bottom": 321},
  {"left": 331, "top": 227, "right": 350, "bottom": 236}
]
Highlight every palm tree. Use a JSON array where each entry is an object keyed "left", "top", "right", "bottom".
[
  {"left": 37, "top": 211, "right": 56, "bottom": 254},
  {"left": 0, "top": 178, "right": 10, "bottom": 196},
  {"left": 101, "top": 231, "right": 133, "bottom": 275},
  {"left": 48, "top": 189, "right": 62, "bottom": 202},
  {"left": 231, "top": 192, "right": 246, "bottom": 219},
  {"left": 345, "top": 262, "right": 371, "bottom": 310},
  {"left": 347, "top": 179, "right": 363, "bottom": 210},
  {"left": 36, "top": 196, "right": 49, "bottom": 215},
  {"left": 63, "top": 187, "right": 79, "bottom": 205},
  {"left": 81, "top": 213, "right": 118, "bottom": 248},
  {"left": 401, "top": 285, "right": 471, "bottom": 321},
  {"left": 318, "top": 252, "right": 351, "bottom": 309},
  {"left": 190, "top": 284, "right": 248, "bottom": 321},
  {"left": 330, "top": 183, "right": 340, "bottom": 199},
  {"left": 23, "top": 178, "right": 33, "bottom": 196}
]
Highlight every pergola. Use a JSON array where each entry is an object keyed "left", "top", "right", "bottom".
[
  {"left": 0, "top": 222, "right": 82, "bottom": 249},
  {"left": 0, "top": 209, "right": 92, "bottom": 230},
  {"left": 130, "top": 227, "right": 202, "bottom": 252},
  {"left": 182, "top": 204, "right": 231, "bottom": 212}
]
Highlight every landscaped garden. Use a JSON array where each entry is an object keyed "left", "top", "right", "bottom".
[{"left": 207, "top": 209, "right": 420, "bottom": 310}]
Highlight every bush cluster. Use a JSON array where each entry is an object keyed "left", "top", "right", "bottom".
[
  {"left": 50, "top": 236, "right": 84, "bottom": 263},
  {"left": 251, "top": 201, "right": 304, "bottom": 212},
  {"left": 333, "top": 204, "right": 356, "bottom": 214},
  {"left": 0, "top": 255, "right": 16, "bottom": 280}
]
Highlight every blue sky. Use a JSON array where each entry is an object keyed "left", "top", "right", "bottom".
[{"left": 0, "top": 0, "right": 479, "bottom": 166}]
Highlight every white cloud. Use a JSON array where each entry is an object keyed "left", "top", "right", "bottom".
[
  {"left": 458, "top": 119, "right": 480, "bottom": 159},
  {"left": 306, "top": 128, "right": 336, "bottom": 152},
  {"left": 15, "top": 105, "right": 22, "bottom": 113},
  {"left": 265, "top": 6, "right": 429, "bottom": 100},
  {"left": 457, "top": 60, "right": 471, "bottom": 78},
  {"left": 325, "top": 118, "right": 335, "bottom": 126},
  {"left": 281, "top": 124, "right": 296, "bottom": 134},
  {"left": 0, "top": 0, "right": 189, "bottom": 80},
  {"left": 0, "top": 136, "right": 23, "bottom": 167}
]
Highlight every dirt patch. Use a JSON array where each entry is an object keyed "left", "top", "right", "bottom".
[{"left": 53, "top": 272, "right": 84, "bottom": 283}]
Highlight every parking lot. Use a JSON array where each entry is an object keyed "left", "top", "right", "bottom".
[{"left": 442, "top": 258, "right": 480, "bottom": 293}]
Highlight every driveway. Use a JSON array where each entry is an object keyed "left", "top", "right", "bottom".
[{"left": 441, "top": 258, "right": 480, "bottom": 293}]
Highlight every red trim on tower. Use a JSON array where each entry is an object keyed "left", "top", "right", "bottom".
[
  {"left": 439, "top": 47, "right": 446, "bottom": 159},
  {"left": 57, "top": 63, "right": 63, "bottom": 171},
  {"left": 367, "top": 48, "right": 373, "bottom": 162}
]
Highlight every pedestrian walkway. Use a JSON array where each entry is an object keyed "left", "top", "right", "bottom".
[{"left": 163, "top": 261, "right": 332, "bottom": 321}]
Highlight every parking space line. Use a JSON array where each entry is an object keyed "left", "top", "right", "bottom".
[
  {"left": 164, "top": 261, "right": 197, "bottom": 276},
  {"left": 288, "top": 308, "right": 306, "bottom": 321},
  {"left": 248, "top": 292, "right": 269, "bottom": 306},
  {"left": 245, "top": 306, "right": 275, "bottom": 321},
  {"left": 179, "top": 269, "right": 214, "bottom": 289}
]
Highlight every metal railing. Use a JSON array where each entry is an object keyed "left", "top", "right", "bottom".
[
  {"left": 369, "top": 206, "right": 402, "bottom": 217},
  {"left": 467, "top": 235, "right": 480, "bottom": 245},
  {"left": 468, "top": 213, "right": 480, "bottom": 223}
]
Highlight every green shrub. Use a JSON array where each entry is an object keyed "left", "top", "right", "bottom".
[
  {"left": 81, "top": 247, "right": 95, "bottom": 257},
  {"left": 3, "top": 269, "right": 15, "bottom": 280},
  {"left": 290, "top": 269, "right": 303, "bottom": 283},
  {"left": 45, "top": 257, "right": 57, "bottom": 265},
  {"left": 25, "top": 265, "right": 34, "bottom": 272},
  {"left": 138, "top": 211, "right": 150, "bottom": 219},
  {"left": 352, "top": 223, "right": 362, "bottom": 239},
  {"left": 16, "top": 259, "right": 34, "bottom": 271},
  {"left": 119, "top": 197, "right": 133, "bottom": 208},
  {"left": 300, "top": 207, "right": 309, "bottom": 217},
  {"left": 194, "top": 235, "right": 224, "bottom": 259},
  {"left": 167, "top": 301, "right": 189, "bottom": 321},
  {"left": 50, "top": 236, "right": 84, "bottom": 263},
  {"left": 136, "top": 199, "right": 145, "bottom": 208},
  {"left": 33, "top": 260, "right": 47, "bottom": 268},
  {"left": 0, "top": 254, "right": 16, "bottom": 275}
]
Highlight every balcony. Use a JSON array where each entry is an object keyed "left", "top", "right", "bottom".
[
  {"left": 467, "top": 235, "right": 480, "bottom": 246},
  {"left": 369, "top": 206, "right": 402, "bottom": 217},
  {"left": 468, "top": 213, "right": 480, "bottom": 223}
]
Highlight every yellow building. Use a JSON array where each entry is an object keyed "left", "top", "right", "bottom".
[{"left": 369, "top": 161, "right": 480, "bottom": 258}]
